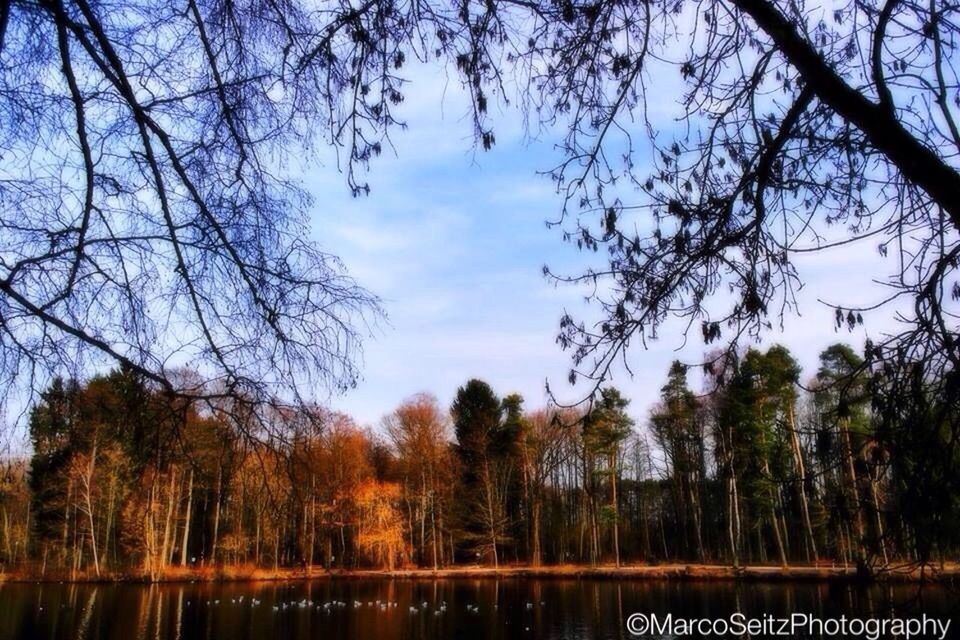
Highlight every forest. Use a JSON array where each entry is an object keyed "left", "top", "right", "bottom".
[
  {"left": 0, "top": 341, "right": 957, "bottom": 580},
  {"left": 2, "top": 0, "right": 960, "bottom": 594}
]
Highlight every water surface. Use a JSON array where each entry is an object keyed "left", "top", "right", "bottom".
[{"left": 0, "top": 578, "right": 956, "bottom": 639}]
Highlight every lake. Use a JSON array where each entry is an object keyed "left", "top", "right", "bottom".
[{"left": 0, "top": 578, "right": 956, "bottom": 639}]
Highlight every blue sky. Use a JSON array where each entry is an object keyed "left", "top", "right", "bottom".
[{"left": 303, "top": 65, "right": 899, "bottom": 429}]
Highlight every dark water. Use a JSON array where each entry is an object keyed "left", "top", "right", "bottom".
[{"left": 0, "top": 578, "right": 957, "bottom": 639}]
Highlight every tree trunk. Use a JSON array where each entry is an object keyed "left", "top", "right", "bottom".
[
  {"left": 255, "top": 508, "right": 261, "bottom": 566},
  {"left": 102, "top": 472, "right": 115, "bottom": 568},
  {"left": 180, "top": 468, "right": 193, "bottom": 566},
  {"left": 762, "top": 458, "right": 788, "bottom": 567},
  {"left": 160, "top": 467, "right": 177, "bottom": 569},
  {"left": 309, "top": 481, "right": 317, "bottom": 570},
  {"left": 430, "top": 492, "right": 439, "bottom": 570},
  {"left": 63, "top": 477, "right": 72, "bottom": 567},
  {"left": 1, "top": 507, "right": 11, "bottom": 562},
  {"left": 483, "top": 462, "right": 499, "bottom": 568},
  {"left": 145, "top": 479, "right": 157, "bottom": 578},
  {"left": 687, "top": 479, "right": 705, "bottom": 562},
  {"left": 82, "top": 444, "right": 100, "bottom": 577},
  {"left": 726, "top": 476, "right": 738, "bottom": 567},
  {"left": 211, "top": 467, "right": 222, "bottom": 565},
  {"left": 437, "top": 497, "right": 446, "bottom": 568},
  {"left": 787, "top": 404, "right": 818, "bottom": 562},
  {"left": 868, "top": 468, "right": 890, "bottom": 566},
  {"left": 530, "top": 496, "right": 543, "bottom": 567},
  {"left": 420, "top": 475, "right": 427, "bottom": 567},
  {"left": 839, "top": 417, "right": 867, "bottom": 567},
  {"left": 609, "top": 452, "right": 620, "bottom": 567}
]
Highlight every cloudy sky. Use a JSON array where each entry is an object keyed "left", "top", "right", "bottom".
[{"left": 304, "top": 64, "right": 897, "bottom": 429}]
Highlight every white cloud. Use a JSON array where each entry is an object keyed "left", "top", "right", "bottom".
[{"left": 292, "top": 54, "right": 914, "bottom": 432}]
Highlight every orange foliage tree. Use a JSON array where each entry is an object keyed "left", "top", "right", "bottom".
[{"left": 354, "top": 480, "right": 406, "bottom": 570}]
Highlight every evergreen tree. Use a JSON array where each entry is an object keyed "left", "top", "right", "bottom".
[
  {"left": 501, "top": 393, "right": 526, "bottom": 560},
  {"left": 28, "top": 378, "right": 80, "bottom": 563},
  {"left": 814, "top": 344, "right": 874, "bottom": 569},
  {"left": 651, "top": 363, "right": 706, "bottom": 561},
  {"left": 583, "top": 387, "right": 632, "bottom": 566},
  {"left": 717, "top": 349, "right": 790, "bottom": 566},
  {"left": 871, "top": 361, "right": 960, "bottom": 565},
  {"left": 451, "top": 379, "right": 509, "bottom": 565}
]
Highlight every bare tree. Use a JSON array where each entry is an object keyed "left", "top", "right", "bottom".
[
  {"left": 496, "top": 0, "right": 960, "bottom": 388},
  {"left": 517, "top": 408, "right": 569, "bottom": 566},
  {"left": 0, "top": 0, "right": 394, "bottom": 421},
  {"left": 383, "top": 393, "right": 455, "bottom": 569},
  {"left": 6, "top": 0, "right": 960, "bottom": 440}
]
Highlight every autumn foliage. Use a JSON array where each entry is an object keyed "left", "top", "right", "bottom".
[
  {"left": 2, "top": 345, "right": 960, "bottom": 579},
  {"left": 355, "top": 481, "right": 406, "bottom": 570}
]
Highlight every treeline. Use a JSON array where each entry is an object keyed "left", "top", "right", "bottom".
[{"left": 0, "top": 341, "right": 958, "bottom": 577}]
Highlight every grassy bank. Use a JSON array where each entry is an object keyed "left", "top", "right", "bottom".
[{"left": 1, "top": 563, "right": 957, "bottom": 584}]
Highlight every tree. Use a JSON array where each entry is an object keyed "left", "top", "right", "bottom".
[
  {"left": 536, "top": 0, "right": 960, "bottom": 401},
  {"left": 583, "top": 387, "right": 632, "bottom": 566},
  {"left": 515, "top": 407, "right": 569, "bottom": 566},
  {"left": 315, "top": 414, "right": 372, "bottom": 568},
  {"left": 703, "top": 350, "right": 744, "bottom": 566},
  {"left": 650, "top": 363, "right": 706, "bottom": 562},
  {"left": 1, "top": 0, "right": 387, "bottom": 424},
  {"left": 27, "top": 378, "right": 79, "bottom": 568},
  {"left": 0, "top": 459, "right": 30, "bottom": 567},
  {"left": 713, "top": 349, "right": 793, "bottom": 566},
  {"left": 451, "top": 379, "right": 511, "bottom": 566},
  {"left": 355, "top": 480, "right": 406, "bottom": 570},
  {"left": 9, "top": 360, "right": 960, "bottom": 573},
  {"left": 7, "top": 0, "right": 960, "bottom": 457},
  {"left": 65, "top": 446, "right": 100, "bottom": 577},
  {"left": 814, "top": 343, "right": 886, "bottom": 569},
  {"left": 869, "top": 350, "right": 960, "bottom": 566},
  {"left": 761, "top": 346, "right": 818, "bottom": 563},
  {"left": 384, "top": 393, "right": 455, "bottom": 568}
]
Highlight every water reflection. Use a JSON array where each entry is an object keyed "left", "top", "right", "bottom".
[{"left": 0, "top": 579, "right": 955, "bottom": 640}]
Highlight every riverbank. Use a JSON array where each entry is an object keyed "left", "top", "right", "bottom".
[{"left": 1, "top": 562, "right": 957, "bottom": 584}]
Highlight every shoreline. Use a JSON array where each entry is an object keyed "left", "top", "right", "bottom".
[{"left": 2, "top": 563, "right": 957, "bottom": 585}]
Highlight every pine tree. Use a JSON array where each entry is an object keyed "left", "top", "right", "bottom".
[
  {"left": 583, "top": 387, "right": 632, "bottom": 566},
  {"left": 451, "top": 379, "right": 509, "bottom": 566}
]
